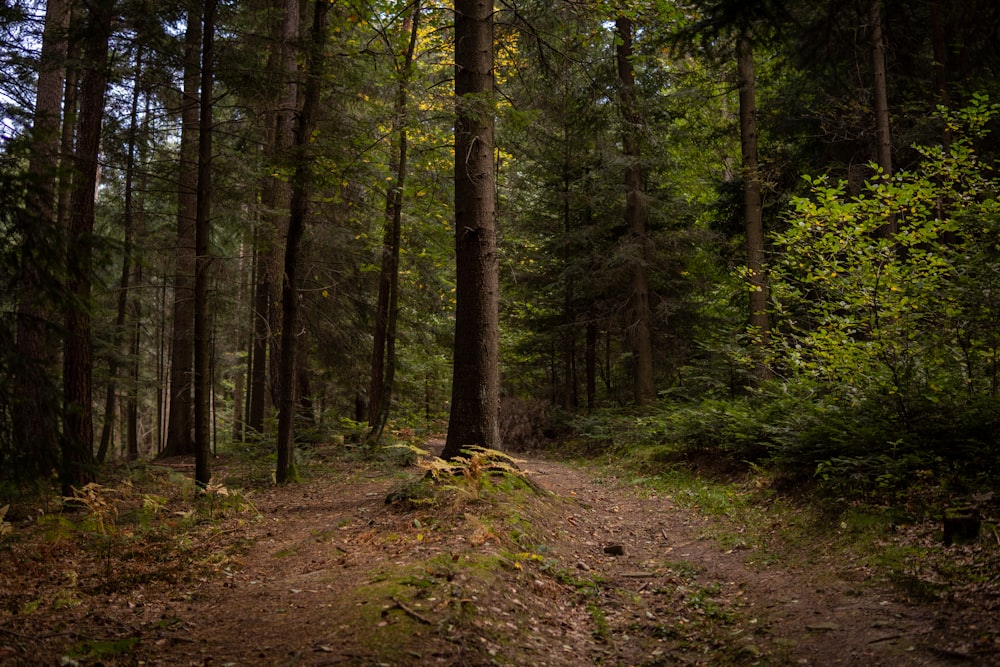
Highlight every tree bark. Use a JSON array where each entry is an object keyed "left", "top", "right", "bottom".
[
  {"left": 194, "top": 0, "right": 217, "bottom": 489},
  {"left": 56, "top": 5, "right": 81, "bottom": 233},
  {"left": 870, "top": 0, "right": 895, "bottom": 236},
  {"left": 586, "top": 316, "right": 597, "bottom": 411},
  {"left": 369, "top": 1, "right": 421, "bottom": 445},
  {"left": 737, "top": 32, "right": 772, "bottom": 381},
  {"left": 163, "top": 3, "right": 201, "bottom": 456},
  {"left": 98, "top": 46, "right": 144, "bottom": 464},
  {"left": 615, "top": 16, "right": 655, "bottom": 406},
  {"left": 561, "top": 129, "right": 577, "bottom": 411},
  {"left": 276, "top": 0, "right": 330, "bottom": 484},
  {"left": 442, "top": 0, "right": 500, "bottom": 459},
  {"left": 14, "top": 0, "right": 71, "bottom": 478},
  {"left": 62, "top": 0, "right": 115, "bottom": 496},
  {"left": 247, "top": 241, "right": 269, "bottom": 432},
  {"left": 249, "top": 0, "right": 300, "bottom": 434}
]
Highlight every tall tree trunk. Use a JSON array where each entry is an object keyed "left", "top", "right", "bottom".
[
  {"left": 193, "top": 0, "right": 217, "bottom": 489},
  {"left": 870, "top": 0, "right": 895, "bottom": 236},
  {"left": 98, "top": 46, "right": 144, "bottom": 464},
  {"left": 14, "top": 0, "right": 71, "bottom": 478},
  {"left": 442, "top": 0, "right": 500, "bottom": 459},
  {"left": 276, "top": 0, "right": 330, "bottom": 484},
  {"left": 127, "top": 261, "right": 141, "bottom": 460},
  {"left": 163, "top": 3, "right": 201, "bottom": 456},
  {"left": 615, "top": 16, "right": 655, "bottom": 406},
  {"left": 270, "top": 0, "right": 303, "bottom": 418},
  {"left": 62, "top": 0, "right": 115, "bottom": 496},
  {"left": 232, "top": 243, "right": 249, "bottom": 442},
  {"left": 56, "top": 5, "right": 81, "bottom": 233},
  {"left": 369, "top": 1, "right": 421, "bottom": 445},
  {"left": 249, "top": 0, "right": 300, "bottom": 434},
  {"left": 586, "top": 316, "right": 597, "bottom": 411},
  {"left": 247, "top": 241, "right": 268, "bottom": 432},
  {"left": 560, "top": 134, "right": 577, "bottom": 411},
  {"left": 127, "top": 65, "right": 153, "bottom": 461},
  {"left": 296, "top": 332, "right": 314, "bottom": 426},
  {"left": 737, "top": 33, "right": 772, "bottom": 382}
]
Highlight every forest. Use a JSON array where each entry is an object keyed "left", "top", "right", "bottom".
[
  {"left": 5, "top": 0, "right": 1000, "bottom": 502},
  {"left": 2, "top": 0, "right": 1000, "bottom": 663}
]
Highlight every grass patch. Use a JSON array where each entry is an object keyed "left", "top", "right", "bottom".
[{"left": 67, "top": 637, "right": 140, "bottom": 660}]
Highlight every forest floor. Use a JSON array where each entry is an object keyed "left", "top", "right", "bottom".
[{"left": 1, "top": 438, "right": 999, "bottom": 666}]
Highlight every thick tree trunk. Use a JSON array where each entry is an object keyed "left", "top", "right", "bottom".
[
  {"left": 615, "top": 17, "right": 655, "bottom": 406},
  {"left": 62, "top": 0, "right": 115, "bottom": 496},
  {"left": 737, "top": 33, "right": 772, "bottom": 382},
  {"left": 276, "top": 0, "right": 329, "bottom": 484},
  {"left": 194, "top": 0, "right": 217, "bottom": 489},
  {"left": 442, "top": 0, "right": 500, "bottom": 459},
  {"left": 14, "top": 0, "right": 71, "bottom": 478},
  {"left": 163, "top": 4, "right": 201, "bottom": 456},
  {"left": 369, "top": 2, "right": 421, "bottom": 445}
]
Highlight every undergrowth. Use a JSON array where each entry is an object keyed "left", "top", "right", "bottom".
[{"left": 384, "top": 446, "right": 543, "bottom": 510}]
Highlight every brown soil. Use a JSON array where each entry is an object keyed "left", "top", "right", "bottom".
[{"left": 1, "top": 441, "right": 998, "bottom": 666}]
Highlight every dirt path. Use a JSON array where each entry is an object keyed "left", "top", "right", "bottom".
[
  {"left": 525, "top": 458, "right": 947, "bottom": 666},
  {"left": 1, "top": 446, "right": 992, "bottom": 666},
  {"left": 145, "top": 453, "right": 957, "bottom": 666}
]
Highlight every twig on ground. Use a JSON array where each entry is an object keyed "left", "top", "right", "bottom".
[{"left": 390, "top": 596, "right": 433, "bottom": 624}]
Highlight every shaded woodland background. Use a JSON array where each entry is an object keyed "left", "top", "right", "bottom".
[{"left": 3, "top": 0, "right": 1000, "bottom": 505}]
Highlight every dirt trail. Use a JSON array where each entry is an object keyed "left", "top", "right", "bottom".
[
  {"left": 1, "top": 447, "right": 990, "bottom": 666},
  {"left": 525, "top": 458, "right": 949, "bottom": 666},
  {"left": 156, "top": 452, "right": 955, "bottom": 666}
]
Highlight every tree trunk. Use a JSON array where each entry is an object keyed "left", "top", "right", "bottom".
[
  {"left": 247, "top": 241, "right": 269, "bottom": 432},
  {"left": 870, "top": 0, "right": 892, "bottom": 177},
  {"left": 56, "top": 5, "right": 81, "bottom": 233},
  {"left": 296, "top": 335, "right": 314, "bottom": 426},
  {"left": 14, "top": 0, "right": 71, "bottom": 478},
  {"left": 270, "top": 0, "right": 302, "bottom": 418},
  {"left": 62, "top": 0, "right": 115, "bottom": 496},
  {"left": 98, "top": 46, "right": 145, "bottom": 464},
  {"left": 163, "top": 3, "right": 201, "bottom": 457},
  {"left": 560, "top": 130, "right": 577, "bottom": 411},
  {"left": 127, "top": 69, "right": 153, "bottom": 462},
  {"left": 870, "top": 0, "right": 895, "bottom": 236},
  {"left": 194, "top": 0, "right": 217, "bottom": 489},
  {"left": 615, "top": 16, "right": 655, "bottom": 406},
  {"left": 736, "top": 33, "right": 772, "bottom": 382},
  {"left": 249, "top": 0, "right": 300, "bottom": 434},
  {"left": 442, "top": 0, "right": 500, "bottom": 459},
  {"left": 127, "top": 262, "right": 141, "bottom": 461},
  {"left": 276, "top": 0, "right": 330, "bottom": 484},
  {"left": 586, "top": 316, "right": 597, "bottom": 411},
  {"left": 232, "top": 243, "right": 249, "bottom": 443},
  {"left": 369, "top": 1, "right": 421, "bottom": 445}
]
